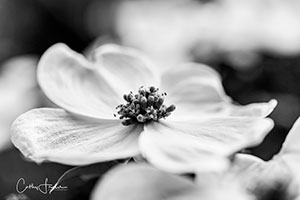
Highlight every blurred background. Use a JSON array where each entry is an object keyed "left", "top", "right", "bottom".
[{"left": 1, "top": 0, "right": 300, "bottom": 199}]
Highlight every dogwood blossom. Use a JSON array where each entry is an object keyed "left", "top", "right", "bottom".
[{"left": 11, "top": 44, "right": 276, "bottom": 173}]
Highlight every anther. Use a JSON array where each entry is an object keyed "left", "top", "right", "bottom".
[
  {"left": 137, "top": 114, "right": 145, "bottom": 123},
  {"left": 149, "top": 86, "right": 156, "bottom": 92},
  {"left": 123, "top": 94, "right": 128, "bottom": 102},
  {"left": 141, "top": 97, "right": 147, "bottom": 109},
  {"left": 128, "top": 94, "right": 133, "bottom": 101},
  {"left": 147, "top": 95, "right": 155, "bottom": 106},
  {"left": 156, "top": 97, "right": 164, "bottom": 108},
  {"left": 138, "top": 87, "right": 146, "bottom": 95},
  {"left": 166, "top": 105, "right": 176, "bottom": 112},
  {"left": 122, "top": 119, "right": 133, "bottom": 126}
]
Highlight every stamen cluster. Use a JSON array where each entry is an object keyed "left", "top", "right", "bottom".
[{"left": 116, "top": 86, "right": 176, "bottom": 126}]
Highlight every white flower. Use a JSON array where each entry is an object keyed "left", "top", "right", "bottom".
[{"left": 11, "top": 43, "right": 276, "bottom": 173}]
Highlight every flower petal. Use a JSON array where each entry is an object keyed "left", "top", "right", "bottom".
[
  {"left": 10, "top": 108, "right": 141, "bottom": 165},
  {"left": 279, "top": 117, "right": 300, "bottom": 156},
  {"left": 38, "top": 43, "right": 122, "bottom": 119},
  {"left": 233, "top": 153, "right": 265, "bottom": 172},
  {"left": 232, "top": 154, "right": 298, "bottom": 200},
  {"left": 93, "top": 44, "right": 160, "bottom": 95},
  {"left": 161, "top": 63, "right": 276, "bottom": 120},
  {"left": 139, "top": 117, "right": 273, "bottom": 173},
  {"left": 161, "top": 63, "right": 229, "bottom": 105},
  {"left": 227, "top": 99, "right": 277, "bottom": 117},
  {"left": 275, "top": 116, "right": 300, "bottom": 185},
  {"left": 91, "top": 164, "right": 196, "bottom": 200}
]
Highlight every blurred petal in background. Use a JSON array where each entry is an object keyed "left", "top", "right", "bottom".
[{"left": 0, "top": 56, "right": 40, "bottom": 151}]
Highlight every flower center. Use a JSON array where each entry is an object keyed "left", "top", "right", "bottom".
[{"left": 115, "top": 86, "right": 176, "bottom": 126}]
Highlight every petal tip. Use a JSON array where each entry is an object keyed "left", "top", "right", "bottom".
[
  {"left": 249, "top": 118, "right": 274, "bottom": 146},
  {"left": 10, "top": 108, "right": 65, "bottom": 164},
  {"left": 37, "top": 43, "right": 90, "bottom": 75},
  {"left": 259, "top": 99, "right": 278, "bottom": 117},
  {"left": 10, "top": 109, "right": 37, "bottom": 161},
  {"left": 269, "top": 99, "right": 278, "bottom": 111},
  {"left": 234, "top": 153, "right": 265, "bottom": 169},
  {"left": 93, "top": 43, "right": 135, "bottom": 61},
  {"left": 38, "top": 43, "right": 72, "bottom": 64}
]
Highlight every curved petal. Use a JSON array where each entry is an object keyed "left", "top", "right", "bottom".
[
  {"left": 227, "top": 99, "right": 277, "bottom": 117},
  {"left": 10, "top": 108, "right": 141, "bottom": 165},
  {"left": 91, "top": 164, "right": 197, "bottom": 200},
  {"left": 139, "top": 117, "right": 274, "bottom": 173},
  {"left": 233, "top": 153, "right": 265, "bottom": 172},
  {"left": 274, "top": 116, "right": 300, "bottom": 185},
  {"left": 37, "top": 43, "right": 122, "bottom": 119},
  {"left": 169, "top": 100, "right": 277, "bottom": 121},
  {"left": 231, "top": 154, "right": 267, "bottom": 181},
  {"left": 93, "top": 44, "right": 160, "bottom": 95},
  {"left": 278, "top": 116, "right": 300, "bottom": 156},
  {"left": 232, "top": 154, "right": 298, "bottom": 200},
  {"left": 161, "top": 63, "right": 276, "bottom": 120},
  {"left": 161, "top": 63, "right": 229, "bottom": 105}
]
